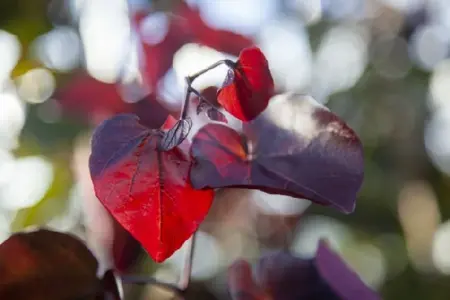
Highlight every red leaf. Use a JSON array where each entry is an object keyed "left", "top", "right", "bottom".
[
  {"left": 0, "top": 229, "right": 100, "bottom": 300},
  {"left": 217, "top": 47, "right": 275, "bottom": 121},
  {"left": 89, "top": 114, "right": 214, "bottom": 262},
  {"left": 190, "top": 93, "right": 364, "bottom": 213}
]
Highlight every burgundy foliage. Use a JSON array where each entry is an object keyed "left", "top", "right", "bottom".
[
  {"left": 228, "top": 241, "right": 380, "bottom": 300},
  {"left": 0, "top": 229, "right": 120, "bottom": 300},
  {"left": 190, "top": 93, "right": 364, "bottom": 213},
  {"left": 12, "top": 3, "right": 372, "bottom": 297}
]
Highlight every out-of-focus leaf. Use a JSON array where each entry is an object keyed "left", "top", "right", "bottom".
[
  {"left": 54, "top": 74, "right": 170, "bottom": 127},
  {"left": 0, "top": 229, "right": 100, "bottom": 300},
  {"left": 228, "top": 240, "right": 380, "bottom": 300}
]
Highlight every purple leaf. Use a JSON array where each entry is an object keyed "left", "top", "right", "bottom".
[
  {"left": 159, "top": 118, "right": 192, "bottom": 151},
  {"left": 228, "top": 240, "right": 380, "bottom": 300},
  {"left": 190, "top": 93, "right": 364, "bottom": 213},
  {"left": 207, "top": 107, "right": 228, "bottom": 124}
]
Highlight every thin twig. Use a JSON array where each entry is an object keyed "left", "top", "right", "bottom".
[
  {"left": 177, "top": 231, "right": 197, "bottom": 290},
  {"left": 180, "top": 77, "right": 193, "bottom": 120},
  {"left": 180, "top": 59, "right": 233, "bottom": 119},
  {"left": 187, "top": 59, "right": 233, "bottom": 83},
  {"left": 178, "top": 53, "right": 236, "bottom": 120}
]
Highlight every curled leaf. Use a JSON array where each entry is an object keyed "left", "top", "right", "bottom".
[
  {"left": 228, "top": 241, "right": 380, "bottom": 300},
  {"left": 194, "top": 86, "right": 228, "bottom": 124},
  {"left": 190, "top": 93, "right": 363, "bottom": 213},
  {"left": 218, "top": 47, "right": 275, "bottom": 121},
  {"left": 89, "top": 114, "right": 214, "bottom": 262},
  {"left": 159, "top": 118, "right": 192, "bottom": 151},
  {"left": 207, "top": 107, "right": 228, "bottom": 123},
  {"left": 196, "top": 101, "right": 228, "bottom": 124}
]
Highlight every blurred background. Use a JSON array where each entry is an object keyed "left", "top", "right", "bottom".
[{"left": 1, "top": 0, "right": 450, "bottom": 299}]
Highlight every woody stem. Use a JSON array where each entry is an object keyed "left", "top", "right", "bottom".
[
  {"left": 187, "top": 59, "right": 234, "bottom": 82},
  {"left": 180, "top": 77, "right": 192, "bottom": 120},
  {"left": 180, "top": 59, "right": 234, "bottom": 119}
]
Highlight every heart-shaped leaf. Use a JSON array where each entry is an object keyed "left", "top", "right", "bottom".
[
  {"left": 190, "top": 93, "right": 363, "bottom": 213},
  {"left": 228, "top": 241, "right": 380, "bottom": 300},
  {"left": 89, "top": 114, "right": 214, "bottom": 262},
  {"left": 0, "top": 228, "right": 120, "bottom": 300},
  {"left": 217, "top": 47, "right": 275, "bottom": 121}
]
